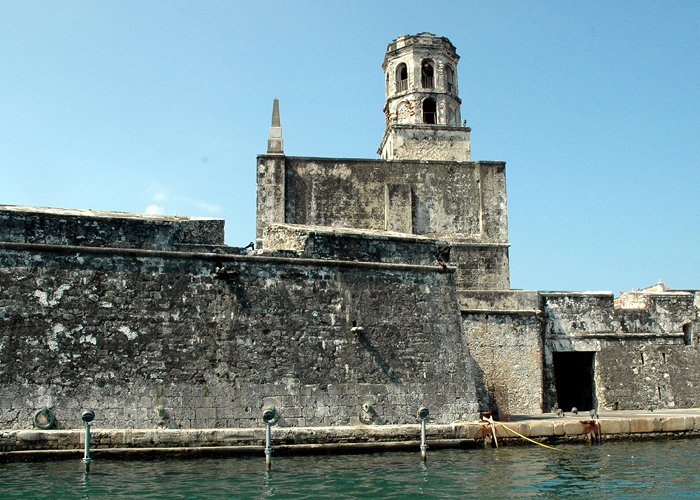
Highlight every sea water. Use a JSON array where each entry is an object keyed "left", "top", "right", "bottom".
[{"left": 1, "top": 439, "right": 699, "bottom": 498}]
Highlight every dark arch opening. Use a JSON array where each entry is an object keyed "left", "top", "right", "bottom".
[
  {"left": 445, "top": 65, "right": 455, "bottom": 94},
  {"left": 684, "top": 323, "right": 693, "bottom": 346},
  {"left": 553, "top": 351, "right": 596, "bottom": 412},
  {"left": 396, "top": 63, "right": 408, "bottom": 92},
  {"left": 421, "top": 60, "right": 434, "bottom": 88},
  {"left": 423, "top": 98, "right": 436, "bottom": 124}
]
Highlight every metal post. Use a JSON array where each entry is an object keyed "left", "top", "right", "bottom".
[
  {"left": 81, "top": 410, "right": 95, "bottom": 473},
  {"left": 262, "top": 407, "right": 276, "bottom": 471},
  {"left": 264, "top": 421, "right": 272, "bottom": 471},
  {"left": 417, "top": 406, "right": 429, "bottom": 461},
  {"left": 83, "top": 421, "right": 91, "bottom": 472}
]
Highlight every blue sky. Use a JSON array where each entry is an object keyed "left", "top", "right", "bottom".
[{"left": 1, "top": 1, "right": 698, "bottom": 293}]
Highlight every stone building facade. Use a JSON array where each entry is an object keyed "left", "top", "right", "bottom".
[{"left": 0, "top": 33, "right": 698, "bottom": 432}]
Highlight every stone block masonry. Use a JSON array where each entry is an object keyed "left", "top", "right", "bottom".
[
  {"left": 542, "top": 291, "right": 700, "bottom": 412},
  {"left": 256, "top": 155, "right": 510, "bottom": 290},
  {"left": 262, "top": 223, "right": 449, "bottom": 266},
  {"left": 0, "top": 205, "right": 224, "bottom": 250},
  {"left": 0, "top": 226, "right": 479, "bottom": 430},
  {"left": 459, "top": 289, "right": 700, "bottom": 418}
]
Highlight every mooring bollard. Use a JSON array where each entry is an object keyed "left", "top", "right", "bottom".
[
  {"left": 81, "top": 410, "right": 95, "bottom": 472},
  {"left": 417, "top": 406, "right": 429, "bottom": 461},
  {"left": 262, "top": 407, "right": 277, "bottom": 471},
  {"left": 481, "top": 412, "right": 499, "bottom": 448}
]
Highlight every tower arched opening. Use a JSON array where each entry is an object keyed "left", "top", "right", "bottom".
[
  {"left": 421, "top": 60, "right": 434, "bottom": 89},
  {"left": 445, "top": 64, "right": 455, "bottom": 94},
  {"left": 396, "top": 63, "right": 408, "bottom": 92},
  {"left": 422, "top": 97, "right": 437, "bottom": 124}
]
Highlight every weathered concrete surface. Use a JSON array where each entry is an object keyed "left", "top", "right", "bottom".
[{"left": 3, "top": 409, "right": 700, "bottom": 456}]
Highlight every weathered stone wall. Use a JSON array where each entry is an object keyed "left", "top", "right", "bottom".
[
  {"left": 262, "top": 223, "right": 449, "bottom": 266},
  {"left": 458, "top": 290, "right": 540, "bottom": 311},
  {"left": 0, "top": 205, "right": 224, "bottom": 250},
  {"left": 277, "top": 156, "right": 507, "bottom": 242},
  {"left": 256, "top": 155, "right": 509, "bottom": 289},
  {"left": 596, "top": 341, "right": 700, "bottom": 410},
  {"left": 541, "top": 292, "right": 700, "bottom": 411},
  {"left": 0, "top": 241, "right": 478, "bottom": 430},
  {"left": 463, "top": 311, "right": 543, "bottom": 417},
  {"left": 379, "top": 125, "right": 471, "bottom": 162},
  {"left": 255, "top": 156, "right": 286, "bottom": 247},
  {"left": 460, "top": 290, "right": 543, "bottom": 416},
  {"left": 449, "top": 243, "right": 510, "bottom": 290},
  {"left": 460, "top": 289, "right": 700, "bottom": 416}
]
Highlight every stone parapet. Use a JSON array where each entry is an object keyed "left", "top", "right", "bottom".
[
  {"left": 459, "top": 289, "right": 540, "bottom": 312},
  {"left": 0, "top": 205, "right": 224, "bottom": 250},
  {"left": 262, "top": 223, "right": 450, "bottom": 267}
]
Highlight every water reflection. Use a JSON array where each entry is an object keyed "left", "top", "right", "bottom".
[{"left": 1, "top": 439, "right": 699, "bottom": 498}]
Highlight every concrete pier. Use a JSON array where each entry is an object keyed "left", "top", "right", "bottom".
[{"left": 2, "top": 409, "right": 700, "bottom": 461}]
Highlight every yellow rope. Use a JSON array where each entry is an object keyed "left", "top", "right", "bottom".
[{"left": 490, "top": 420, "right": 569, "bottom": 453}]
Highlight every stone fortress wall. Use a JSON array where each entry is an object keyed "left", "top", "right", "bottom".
[
  {"left": 256, "top": 155, "right": 510, "bottom": 290},
  {"left": 0, "top": 207, "right": 478, "bottom": 430},
  {"left": 542, "top": 290, "right": 700, "bottom": 411},
  {"left": 461, "top": 289, "right": 700, "bottom": 418},
  {"left": 1, "top": 32, "right": 699, "bottom": 436}
]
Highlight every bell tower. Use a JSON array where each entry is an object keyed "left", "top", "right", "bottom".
[{"left": 378, "top": 33, "right": 471, "bottom": 162}]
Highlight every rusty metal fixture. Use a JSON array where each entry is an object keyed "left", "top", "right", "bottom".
[
  {"left": 581, "top": 419, "right": 602, "bottom": 444},
  {"left": 32, "top": 407, "right": 56, "bottom": 430}
]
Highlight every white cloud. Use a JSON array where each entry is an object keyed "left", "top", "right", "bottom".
[
  {"left": 148, "top": 183, "right": 168, "bottom": 203},
  {"left": 144, "top": 183, "right": 221, "bottom": 216},
  {"left": 153, "top": 191, "right": 168, "bottom": 203},
  {"left": 197, "top": 201, "right": 222, "bottom": 214},
  {"left": 144, "top": 204, "right": 165, "bottom": 215}
]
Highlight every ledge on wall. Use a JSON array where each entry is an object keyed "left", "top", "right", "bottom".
[{"left": 261, "top": 223, "right": 452, "bottom": 267}]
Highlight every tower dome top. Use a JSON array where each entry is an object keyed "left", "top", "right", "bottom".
[{"left": 383, "top": 33, "right": 459, "bottom": 70}]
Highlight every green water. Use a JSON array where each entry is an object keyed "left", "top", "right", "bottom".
[{"left": 1, "top": 439, "right": 699, "bottom": 498}]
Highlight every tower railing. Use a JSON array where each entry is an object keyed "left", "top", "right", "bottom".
[
  {"left": 422, "top": 76, "right": 434, "bottom": 89},
  {"left": 396, "top": 79, "right": 408, "bottom": 92}
]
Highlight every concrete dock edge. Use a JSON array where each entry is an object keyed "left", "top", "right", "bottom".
[{"left": 2, "top": 410, "right": 700, "bottom": 461}]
